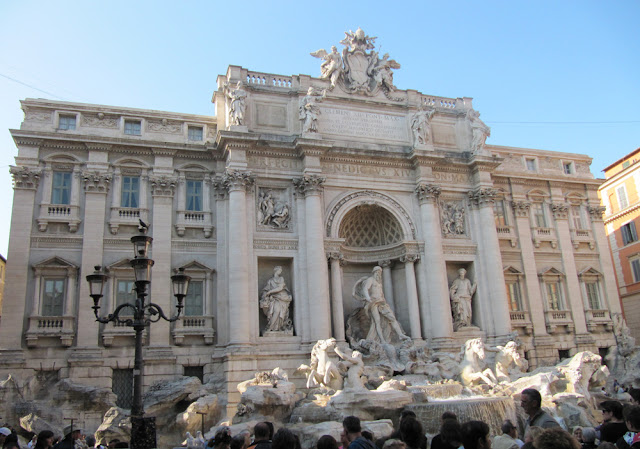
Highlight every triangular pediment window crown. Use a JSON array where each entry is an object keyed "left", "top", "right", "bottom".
[
  {"left": 178, "top": 260, "right": 213, "bottom": 272},
  {"left": 33, "top": 256, "right": 76, "bottom": 269},
  {"left": 503, "top": 266, "right": 523, "bottom": 275},
  {"left": 108, "top": 258, "right": 134, "bottom": 271},
  {"left": 578, "top": 266, "right": 602, "bottom": 278}
]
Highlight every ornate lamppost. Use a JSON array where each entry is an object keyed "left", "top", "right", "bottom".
[{"left": 86, "top": 224, "right": 190, "bottom": 449}]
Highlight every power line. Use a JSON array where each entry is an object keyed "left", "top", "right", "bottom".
[
  {"left": 488, "top": 120, "right": 640, "bottom": 125},
  {"left": 0, "top": 72, "right": 65, "bottom": 100}
]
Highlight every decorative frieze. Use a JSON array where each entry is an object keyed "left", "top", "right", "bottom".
[
  {"left": 146, "top": 119, "right": 182, "bottom": 134},
  {"left": 150, "top": 176, "right": 178, "bottom": 197},
  {"left": 511, "top": 201, "right": 531, "bottom": 218},
  {"left": 415, "top": 183, "right": 441, "bottom": 203},
  {"left": 293, "top": 174, "right": 325, "bottom": 196},
  {"left": 83, "top": 172, "right": 112, "bottom": 193},
  {"left": 82, "top": 113, "right": 119, "bottom": 128},
  {"left": 467, "top": 188, "right": 498, "bottom": 207},
  {"left": 24, "top": 110, "right": 52, "bottom": 123},
  {"left": 551, "top": 203, "right": 569, "bottom": 220},
  {"left": 10, "top": 166, "right": 41, "bottom": 190}
]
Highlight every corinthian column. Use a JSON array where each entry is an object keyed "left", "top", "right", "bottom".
[
  {"left": 294, "top": 175, "right": 331, "bottom": 342},
  {"left": 468, "top": 188, "right": 511, "bottom": 336},
  {"left": 223, "top": 169, "right": 254, "bottom": 346},
  {"left": 400, "top": 254, "right": 422, "bottom": 339},
  {"left": 328, "top": 252, "right": 345, "bottom": 341},
  {"left": 414, "top": 183, "right": 453, "bottom": 341}
]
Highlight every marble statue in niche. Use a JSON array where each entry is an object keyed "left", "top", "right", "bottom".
[
  {"left": 441, "top": 201, "right": 466, "bottom": 236},
  {"left": 450, "top": 268, "right": 477, "bottom": 331},
  {"left": 227, "top": 81, "right": 247, "bottom": 126},
  {"left": 299, "top": 87, "right": 324, "bottom": 134},
  {"left": 352, "top": 266, "right": 411, "bottom": 344},
  {"left": 410, "top": 102, "right": 435, "bottom": 147},
  {"left": 468, "top": 109, "right": 491, "bottom": 154},
  {"left": 257, "top": 189, "right": 291, "bottom": 229},
  {"left": 259, "top": 266, "right": 293, "bottom": 334}
]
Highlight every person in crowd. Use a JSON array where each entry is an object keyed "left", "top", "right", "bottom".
[
  {"left": 112, "top": 443, "right": 128, "bottom": 449},
  {"left": 376, "top": 410, "right": 424, "bottom": 449},
  {"left": 53, "top": 426, "right": 83, "bottom": 449},
  {"left": 342, "top": 416, "right": 376, "bottom": 449},
  {"left": 431, "top": 417, "right": 462, "bottom": 449},
  {"left": 0, "top": 428, "right": 10, "bottom": 448},
  {"left": 461, "top": 420, "right": 491, "bottom": 449},
  {"left": 4, "top": 432, "right": 20, "bottom": 449},
  {"left": 272, "top": 429, "right": 298, "bottom": 449},
  {"left": 618, "top": 405, "right": 640, "bottom": 448},
  {"left": 520, "top": 388, "right": 560, "bottom": 429},
  {"left": 248, "top": 423, "right": 271, "bottom": 449},
  {"left": 493, "top": 420, "right": 520, "bottom": 449},
  {"left": 34, "top": 431, "right": 55, "bottom": 449},
  {"left": 106, "top": 440, "right": 119, "bottom": 449},
  {"left": 231, "top": 432, "right": 250, "bottom": 449},
  {"left": 533, "top": 428, "right": 580, "bottom": 449},
  {"left": 399, "top": 418, "right": 425, "bottom": 449},
  {"left": 264, "top": 423, "right": 275, "bottom": 442},
  {"left": 599, "top": 401, "right": 628, "bottom": 444},
  {"left": 574, "top": 427, "right": 584, "bottom": 443},
  {"left": 597, "top": 443, "right": 616, "bottom": 449},
  {"left": 581, "top": 428, "right": 598, "bottom": 449},
  {"left": 382, "top": 441, "right": 406, "bottom": 449},
  {"left": 361, "top": 431, "right": 374, "bottom": 443},
  {"left": 520, "top": 426, "right": 543, "bottom": 449},
  {"left": 212, "top": 427, "right": 232, "bottom": 449},
  {"left": 317, "top": 435, "right": 339, "bottom": 449}
]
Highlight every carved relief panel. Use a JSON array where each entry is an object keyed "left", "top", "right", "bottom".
[
  {"left": 256, "top": 187, "right": 292, "bottom": 231},
  {"left": 440, "top": 199, "right": 467, "bottom": 237}
]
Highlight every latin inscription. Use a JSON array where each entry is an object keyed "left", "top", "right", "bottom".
[
  {"left": 318, "top": 107, "right": 408, "bottom": 142},
  {"left": 433, "top": 172, "right": 471, "bottom": 184},
  {"left": 324, "top": 163, "right": 412, "bottom": 178},
  {"left": 248, "top": 156, "right": 302, "bottom": 170}
]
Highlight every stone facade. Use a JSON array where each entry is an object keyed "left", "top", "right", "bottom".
[
  {"left": 0, "top": 31, "right": 620, "bottom": 424},
  {"left": 599, "top": 147, "right": 640, "bottom": 342}
]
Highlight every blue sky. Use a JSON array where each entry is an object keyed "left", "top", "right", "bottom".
[{"left": 0, "top": 1, "right": 638, "bottom": 257}]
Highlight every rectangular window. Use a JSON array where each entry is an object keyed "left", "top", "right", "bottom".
[
  {"left": 121, "top": 176, "right": 140, "bottom": 208},
  {"left": 506, "top": 282, "right": 522, "bottom": 311},
  {"left": 124, "top": 120, "right": 142, "bottom": 136},
  {"left": 585, "top": 282, "right": 600, "bottom": 309},
  {"left": 184, "top": 281, "right": 203, "bottom": 316},
  {"left": 532, "top": 203, "right": 547, "bottom": 227},
  {"left": 42, "top": 279, "right": 65, "bottom": 316},
  {"left": 631, "top": 258, "right": 640, "bottom": 283},
  {"left": 526, "top": 159, "right": 536, "bottom": 171},
  {"left": 622, "top": 221, "right": 638, "bottom": 245},
  {"left": 546, "top": 282, "right": 562, "bottom": 310},
  {"left": 51, "top": 172, "right": 72, "bottom": 205},
  {"left": 58, "top": 115, "right": 76, "bottom": 130},
  {"left": 623, "top": 161, "right": 631, "bottom": 169},
  {"left": 188, "top": 126, "right": 203, "bottom": 141},
  {"left": 617, "top": 186, "right": 629, "bottom": 210},
  {"left": 493, "top": 200, "right": 508, "bottom": 227},
  {"left": 571, "top": 205, "right": 584, "bottom": 230},
  {"left": 563, "top": 162, "right": 573, "bottom": 175},
  {"left": 116, "top": 280, "right": 136, "bottom": 315},
  {"left": 186, "top": 180, "right": 203, "bottom": 212}
]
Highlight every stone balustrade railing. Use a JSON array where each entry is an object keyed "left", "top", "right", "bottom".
[{"left": 246, "top": 71, "right": 293, "bottom": 89}]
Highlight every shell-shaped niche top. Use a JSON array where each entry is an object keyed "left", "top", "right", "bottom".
[{"left": 339, "top": 205, "right": 402, "bottom": 247}]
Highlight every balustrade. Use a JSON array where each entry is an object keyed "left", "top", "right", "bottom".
[{"left": 246, "top": 72, "right": 293, "bottom": 89}]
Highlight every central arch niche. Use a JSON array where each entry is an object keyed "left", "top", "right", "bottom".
[{"left": 339, "top": 205, "right": 403, "bottom": 247}]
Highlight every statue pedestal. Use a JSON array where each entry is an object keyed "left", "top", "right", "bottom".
[
  {"left": 263, "top": 329, "right": 294, "bottom": 337},
  {"left": 301, "top": 132, "right": 322, "bottom": 139},
  {"left": 228, "top": 125, "right": 248, "bottom": 132},
  {"left": 453, "top": 326, "right": 484, "bottom": 340}
]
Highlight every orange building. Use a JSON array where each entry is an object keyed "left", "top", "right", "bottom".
[{"left": 600, "top": 147, "right": 640, "bottom": 341}]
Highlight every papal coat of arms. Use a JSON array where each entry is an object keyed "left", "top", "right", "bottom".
[{"left": 311, "top": 28, "right": 401, "bottom": 100}]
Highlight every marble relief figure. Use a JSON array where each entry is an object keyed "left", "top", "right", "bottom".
[
  {"left": 450, "top": 268, "right": 477, "bottom": 331},
  {"left": 441, "top": 202, "right": 465, "bottom": 236},
  {"left": 227, "top": 81, "right": 247, "bottom": 126},
  {"left": 352, "top": 266, "right": 411, "bottom": 344},
  {"left": 259, "top": 266, "right": 293, "bottom": 333},
  {"left": 257, "top": 189, "right": 291, "bottom": 229}
]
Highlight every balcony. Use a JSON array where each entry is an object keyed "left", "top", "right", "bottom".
[
  {"left": 570, "top": 228, "right": 595, "bottom": 250},
  {"left": 109, "top": 207, "right": 149, "bottom": 235},
  {"left": 172, "top": 315, "right": 215, "bottom": 345},
  {"left": 175, "top": 210, "right": 214, "bottom": 238},
  {"left": 544, "top": 310, "right": 575, "bottom": 334},
  {"left": 532, "top": 227, "right": 558, "bottom": 248},
  {"left": 37, "top": 204, "right": 81, "bottom": 232},
  {"left": 496, "top": 225, "right": 517, "bottom": 247},
  {"left": 585, "top": 309, "right": 613, "bottom": 332},
  {"left": 509, "top": 310, "right": 533, "bottom": 335},
  {"left": 25, "top": 315, "right": 75, "bottom": 347},
  {"left": 102, "top": 320, "right": 148, "bottom": 347}
]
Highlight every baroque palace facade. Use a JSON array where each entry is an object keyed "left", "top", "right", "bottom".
[{"left": 0, "top": 30, "right": 622, "bottom": 418}]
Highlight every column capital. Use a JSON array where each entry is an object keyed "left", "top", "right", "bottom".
[
  {"left": 150, "top": 176, "right": 178, "bottom": 197},
  {"left": 378, "top": 259, "right": 393, "bottom": 268},
  {"left": 293, "top": 174, "right": 325, "bottom": 196},
  {"left": 551, "top": 202, "right": 569, "bottom": 220},
  {"left": 10, "top": 166, "right": 41, "bottom": 190},
  {"left": 415, "top": 183, "right": 441, "bottom": 203},
  {"left": 83, "top": 171, "right": 112, "bottom": 193},
  {"left": 327, "top": 252, "right": 345, "bottom": 266},
  {"left": 400, "top": 254, "right": 419, "bottom": 264},
  {"left": 468, "top": 187, "right": 498, "bottom": 207},
  {"left": 588, "top": 205, "right": 606, "bottom": 221},
  {"left": 221, "top": 169, "right": 255, "bottom": 193},
  {"left": 511, "top": 200, "right": 531, "bottom": 217}
]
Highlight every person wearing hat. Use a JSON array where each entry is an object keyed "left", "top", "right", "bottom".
[
  {"left": 53, "top": 425, "right": 83, "bottom": 449},
  {"left": 599, "top": 400, "right": 628, "bottom": 443},
  {"left": 0, "top": 427, "right": 11, "bottom": 447}
]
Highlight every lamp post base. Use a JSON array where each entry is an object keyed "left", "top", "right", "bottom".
[{"left": 131, "top": 416, "right": 156, "bottom": 449}]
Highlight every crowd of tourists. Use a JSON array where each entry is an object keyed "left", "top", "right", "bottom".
[{"left": 1, "top": 387, "right": 639, "bottom": 449}]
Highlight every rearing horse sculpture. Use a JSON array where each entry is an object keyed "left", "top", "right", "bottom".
[{"left": 459, "top": 338, "right": 498, "bottom": 388}]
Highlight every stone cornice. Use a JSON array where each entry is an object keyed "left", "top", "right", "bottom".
[{"left": 322, "top": 154, "right": 413, "bottom": 169}]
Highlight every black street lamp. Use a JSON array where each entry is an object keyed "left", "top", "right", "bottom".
[{"left": 86, "top": 225, "right": 190, "bottom": 449}]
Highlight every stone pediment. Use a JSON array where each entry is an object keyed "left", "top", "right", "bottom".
[
  {"left": 503, "top": 266, "right": 524, "bottom": 276},
  {"left": 578, "top": 267, "right": 602, "bottom": 278},
  {"left": 33, "top": 256, "right": 76, "bottom": 269},
  {"left": 108, "top": 258, "right": 133, "bottom": 270},
  {"left": 539, "top": 267, "right": 564, "bottom": 277},
  {"left": 178, "top": 260, "right": 213, "bottom": 272}
]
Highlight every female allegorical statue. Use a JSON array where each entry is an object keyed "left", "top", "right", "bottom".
[{"left": 260, "top": 266, "right": 293, "bottom": 332}]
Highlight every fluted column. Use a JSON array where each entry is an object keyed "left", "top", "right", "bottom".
[
  {"left": 328, "top": 252, "right": 345, "bottom": 341},
  {"left": 378, "top": 260, "right": 395, "bottom": 312},
  {"left": 400, "top": 254, "right": 422, "bottom": 339},
  {"left": 294, "top": 175, "right": 331, "bottom": 341},
  {"left": 0, "top": 166, "right": 40, "bottom": 348},
  {"left": 76, "top": 170, "right": 111, "bottom": 346},
  {"left": 415, "top": 184, "right": 453, "bottom": 341},
  {"left": 223, "top": 170, "right": 254, "bottom": 346},
  {"left": 468, "top": 188, "right": 512, "bottom": 336}
]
